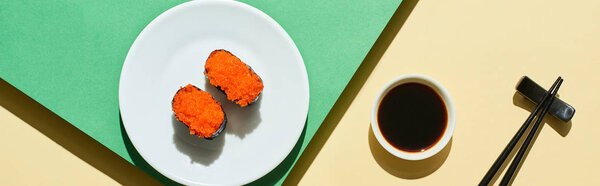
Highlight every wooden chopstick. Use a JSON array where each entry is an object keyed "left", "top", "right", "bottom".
[
  {"left": 499, "top": 78, "right": 563, "bottom": 185},
  {"left": 479, "top": 76, "right": 562, "bottom": 186}
]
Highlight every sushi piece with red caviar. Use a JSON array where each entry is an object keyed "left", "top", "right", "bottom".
[
  {"left": 172, "top": 84, "right": 226, "bottom": 139},
  {"left": 204, "top": 49, "right": 263, "bottom": 107}
]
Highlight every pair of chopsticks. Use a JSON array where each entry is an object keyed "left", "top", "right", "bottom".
[{"left": 479, "top": 76, "right": 563, "bottom": 186}]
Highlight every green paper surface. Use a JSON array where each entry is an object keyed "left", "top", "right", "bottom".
[{"left": 0, "top": 0, "right": 401, "bottom": 185}]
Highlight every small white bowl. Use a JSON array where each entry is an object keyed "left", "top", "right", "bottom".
[{"left": 371, "top": 74, "right": 455, "bottom": 160}]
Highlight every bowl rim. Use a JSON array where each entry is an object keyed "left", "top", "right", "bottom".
[{"left": 370, "top": 74, "right": 456, "bottom": 160}]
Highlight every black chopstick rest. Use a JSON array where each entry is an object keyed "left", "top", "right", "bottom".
[
  {"left": 516, "top": 76, "right": 575, "bottom": 122},
  {"left": 500, "top": 78, "right": 564, "bottom": 185},
  {"left": 479, "top": 77, "right": 562, "bottom": 186}
]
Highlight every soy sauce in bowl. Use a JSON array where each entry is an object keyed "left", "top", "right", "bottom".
[{"left": 377, "top": 82, "right": 447, "bottom": 152}]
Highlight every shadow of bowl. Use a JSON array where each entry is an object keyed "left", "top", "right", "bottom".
[{"left": 368, "top": 127, "right": 452, "bottom": 179}]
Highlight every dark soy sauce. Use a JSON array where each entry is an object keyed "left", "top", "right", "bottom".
[{"left": 377, "top": 83, "right": 447, "bottom": 152}]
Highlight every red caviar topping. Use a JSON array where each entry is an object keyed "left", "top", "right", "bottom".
[
  {"left": 204, "top": 50, "right": 263, "bottom": 107},
  {"left": 172, "top": 84, "right": 224, "bottom": 138}
]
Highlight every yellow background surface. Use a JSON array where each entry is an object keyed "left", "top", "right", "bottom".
[
  {"left": 2, "top": 0, "right": 600, "bottom": 185},
  {"left": 0, "top": 106, "right": 118, "bottom": 185},
  {"left": 286, "top": 0, "right": 600, "bottom": 185},
  {"left": 0, "top": 79, "right": 159, "bottom": 185}
]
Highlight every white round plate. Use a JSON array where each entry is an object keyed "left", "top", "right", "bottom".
[{"left": 118, "top": 0, "right": 309, "bottom": 185}]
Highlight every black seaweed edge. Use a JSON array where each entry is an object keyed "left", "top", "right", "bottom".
[
  {"left": 204, "top": 49, "right": 263, "bottom": 106},
  {"left": 172, "top": 84, "right": 227, "bottom": 140}
]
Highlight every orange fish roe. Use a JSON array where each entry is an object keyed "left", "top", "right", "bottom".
[
  {"left": 204, "top": 50, "right": 264, "bottom": 107},
  {"left": 172, "top": 84, "right": 225, "bottom": 138}
]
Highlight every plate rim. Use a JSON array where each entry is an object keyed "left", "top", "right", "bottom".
[{"left": 118, "top": 0, "right": 310, "bottom": 184}]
